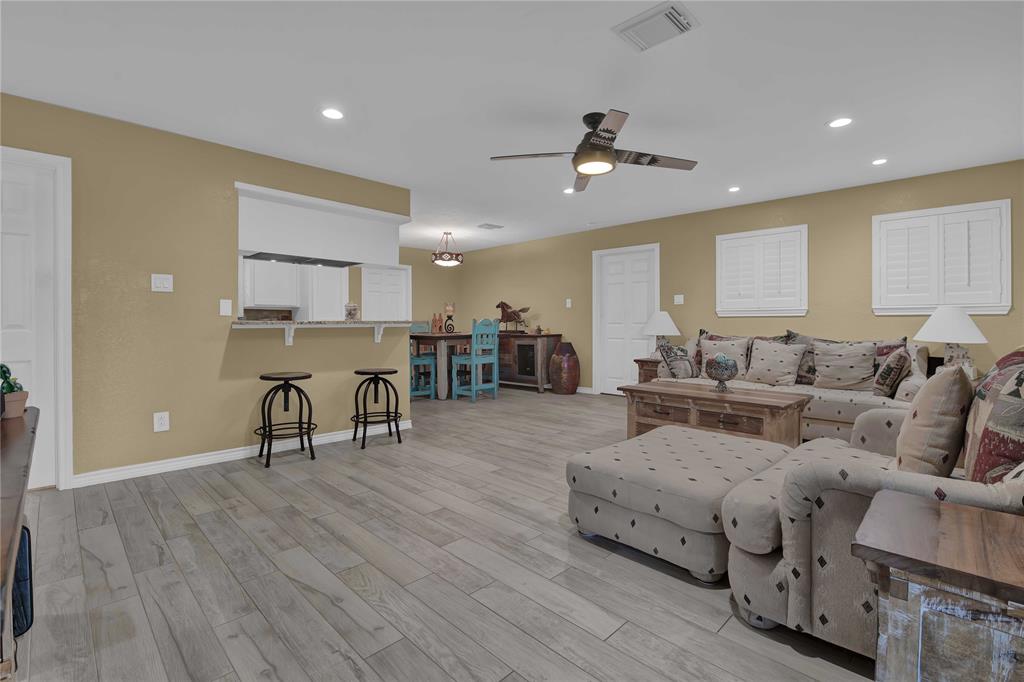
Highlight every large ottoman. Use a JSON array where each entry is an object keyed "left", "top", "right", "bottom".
[{"left": 565, "top": 425, "right": 792, "bottom": 582}]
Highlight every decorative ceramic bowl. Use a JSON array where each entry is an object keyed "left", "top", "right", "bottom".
[{"left": 704, "top": 353, "right": 739, "bottom": 392}]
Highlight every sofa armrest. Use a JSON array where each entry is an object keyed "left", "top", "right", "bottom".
[
  {"left": 850, "top": 408, "right": 906, "bottom": 457},
  {"left": 779, "top": 457, "right": 1024, "bottom": 634}
]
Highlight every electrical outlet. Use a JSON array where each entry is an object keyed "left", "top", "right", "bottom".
[
  {"left": 673, "top": 294, "right": 685, "bottom": 305},
  {"left": 151, "top": 274, "right": 174, "bottom": 293},
  {"left": 219, "top": 299, "right": 233, "bottom": 316},
  {"left": 153, "top": 411, "right": 170, "bottom": 432},
  {"left": 565, "top": 298, "right": 573, "bottom": 309}
]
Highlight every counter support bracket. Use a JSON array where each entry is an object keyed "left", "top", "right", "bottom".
[
  {"left": 284, "top": 325, "right": 295, "bottom": 346},
  {"left": 373, "top": 324, "right": 385, "bottom": 343}
]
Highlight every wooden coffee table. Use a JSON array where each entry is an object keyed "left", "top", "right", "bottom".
[{"left": 619, "top": 381, "right": 811, "bottom": 447}]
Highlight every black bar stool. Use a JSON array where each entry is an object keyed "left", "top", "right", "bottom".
[
  {"left": 351, "top": 368, "right": 402, "bottom": 450},
  {"left": 254, "top": 371, "right": 316, "bottom": 467}
]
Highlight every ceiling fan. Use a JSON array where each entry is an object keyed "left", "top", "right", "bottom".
[{"left": 490, "top": 109, "right": 697, "bottom": 192}]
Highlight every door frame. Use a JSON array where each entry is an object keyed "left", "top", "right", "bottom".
[
  {"left": 591, "top": 243, "right": 660, "bottom": 395},
  {"left": 360, "top": 263, "right": 412, "bottom": 321},
  {"left": 2, "top": 146, "right": 73, "bottom": 489}
]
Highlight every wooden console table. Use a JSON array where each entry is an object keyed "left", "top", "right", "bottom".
[
  {"left": 853, "top": 490, "right": 1024, "bottom": 681},
  {"left": 498, "top": 332, "right": 562, "bottom": 392},
  {"left": 619, "top": 381, "right": 809, "bottom": 446},
  {"left": 1, "top": 408, "right": 38, "bottom": 679}
]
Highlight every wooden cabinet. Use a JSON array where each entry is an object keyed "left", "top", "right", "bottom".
[
  {"left": 498, "top": 333, "right": 561, "bottom": 392},
  {"left": 241, "top": 259, "right": 300, "bottom": 309},
  {"left": 853, "top": 491, "right": 1024, "bottom": 681},
  {"left": 634, "top": 357, "right": 660, "bottom": 383}
]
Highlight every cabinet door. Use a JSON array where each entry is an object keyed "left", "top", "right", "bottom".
[
  {"left": 250, "top": 260, "right": 299, "bottom": 307},
  {"left": 303, "top": 265, "right": 347, "bottom": 320}
]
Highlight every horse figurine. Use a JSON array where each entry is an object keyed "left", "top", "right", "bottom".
[{"left": 496, "top": 301, "right": 530, "bottom": 330}]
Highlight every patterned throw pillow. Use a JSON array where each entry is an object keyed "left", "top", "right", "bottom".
[
  {"left": 693, "top": 329, "right": 744, "bottom": 376},
  {"left": 897, "top": 368, "right": 974, "bottom": 477},
  {"left": 744, "top": 339, "right": 806, "bottom": 386},
  {"left": 963, "top": 347, "right": 1024, "bottom": 483},
  {"left": 874, "top": 337, "right": 907, "bottom": 368},
  {"left": 656, "top": 337, "right": 696, "bottom": 379},
  {"left": 873, "top": 348, "right": 912, "bottom": 397},
  {"left": 812, "top": 341, "right": 877, "bottom": 391},
  {"left": 786, "top": 330, "right": 839, "bottom": 385},
  {"left": 699, "top": 337, "right": 751, "bottom": 374}
]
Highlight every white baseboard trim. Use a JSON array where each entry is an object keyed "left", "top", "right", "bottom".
[
  {"left": 575, "top": 386, "right": 598, "bottom": 394},
  {"left": 67, "top": 420, "right": 412, "bottom": 489}
]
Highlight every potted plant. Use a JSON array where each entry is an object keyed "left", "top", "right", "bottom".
[{"left": 1, "top": 363, "right": 28, "bottom": 419}]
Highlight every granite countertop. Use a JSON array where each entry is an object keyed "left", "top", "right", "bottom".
[{"left": 232, "top": 319, "right": 417, "bottom": 326}]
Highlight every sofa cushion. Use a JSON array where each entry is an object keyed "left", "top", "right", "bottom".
[
  {"left": 964, "top": 347, "right": 1024, "bottom": 483},
  {"left": 700, "top": 337, "right": 751, "bottom": 374},
  {"left": 873, "top": 348, "right": 912, "bottom": 397},
  {"left": 787, "top": 331, "right": 839, "bottom": 385},
  {"left": 565, "top": 425, "right": 790, "bottom": 534},
  {"left": 693, "top": 329, "right": 743, "bottom": 377},
  {"left": 656, "top": 338, "right": 696, "bottom": 379},
  {"left": 813, "top": 341, "right": 876, "bottom": 391},
  {"left": 745, "top": 339, "right": 806, "bottom": 386},
  {"left": 723, "top": 439, "right": 892, "bottom": 555},
  {"left": 897, "top": 368, "right": 974, "bottom": 477}
]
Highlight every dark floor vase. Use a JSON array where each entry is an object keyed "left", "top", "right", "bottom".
[{"left": 549, "top": 341, "right": 580, "bottom": 394}]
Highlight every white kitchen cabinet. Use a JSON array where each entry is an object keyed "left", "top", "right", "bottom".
[
  {"left": 298, "top": 265, "right": 348, "bottom": 321},
  {"left": 241, "top": 258, "right": 300, "bottom": 308}
]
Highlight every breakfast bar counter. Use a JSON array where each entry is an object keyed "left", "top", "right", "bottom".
[{"left": 232, "top": 319, "right": 416, "bottom": 345}]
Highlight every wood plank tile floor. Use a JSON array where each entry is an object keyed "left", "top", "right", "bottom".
[{"left": 21, "top": 389, "right": 874, "bottom": 681}]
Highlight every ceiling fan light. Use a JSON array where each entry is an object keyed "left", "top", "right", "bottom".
[{"left": 573, "top": 148, "right": 617, "bottom": 176}]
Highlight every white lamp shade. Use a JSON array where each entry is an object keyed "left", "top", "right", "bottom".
[
  {"left": 643, "top": 311, "right": 681, "bottom": 337},
  {"left": 913, "top": 306, "right": 988, "bottom": 344}
]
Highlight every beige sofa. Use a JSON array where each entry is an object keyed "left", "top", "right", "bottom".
[
  {"left": 722, "top": 407, "right": 1024, "bottom": 659},
  {"left": 650, "top": 340, "right": 929, "bottom": 441}
]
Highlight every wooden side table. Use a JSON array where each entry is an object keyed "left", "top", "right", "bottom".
[
  {"left": 853, "top": 490, "right": 1024, "bottom": 681},
  {"left": 634, "top": 357, "right": 660, "bottom": 383}
]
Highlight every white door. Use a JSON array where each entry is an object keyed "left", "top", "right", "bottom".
[
  {"left": 593, "top": 245, "right": 659, "bottom": 395},
  {"left": 2, "top": 148, "right": 70, "bottom": 489},
  {"left": 361, "top": 265, "right": 411, "bottom": 321}
]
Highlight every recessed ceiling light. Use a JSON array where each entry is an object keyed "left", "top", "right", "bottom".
[
  {"left": 728, "top": 186, "right": 740, "bottom": 193},
  {"left": 563, "top": 188, "right": 575, "bottom": 194},
  {"left": 872, "top": 158, "right": 888, "bottom": 166},
  {"left": 321, "top": 108, "right": 344, "bottom": 120},
  {"left": 827, "top": 117, "right": 852, "bottom": 128}
]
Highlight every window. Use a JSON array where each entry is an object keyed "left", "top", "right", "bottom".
[
  {"left": 872, "top": 199, "right": 1011, "bottom": 315},
  {"left": 716, "top": 224, "right": 808, "bottom": 317}
]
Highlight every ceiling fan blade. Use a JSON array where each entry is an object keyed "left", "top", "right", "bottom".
[
  {"left": 616, "top": 149, "right": 698, "bottom": 171},
  {"left": 590, "top": 109, "right": 629, "bottom": 149},
  {"left": 573, "top": 174, "right": 591, "bottom": 193},
  {"left": 490, "top": 152, "right": 574, "bottom": 161}
]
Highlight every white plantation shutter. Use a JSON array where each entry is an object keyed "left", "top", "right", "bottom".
[
  {"left": 716, "top": 225, "right": 807, "bottom": 316},
  {"left": 873, "top": 200, "right": 1010, "bottom": 315}
]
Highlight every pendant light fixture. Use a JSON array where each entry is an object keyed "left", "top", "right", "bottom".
[{"left": 431, "top": 231, "right": 464, "bottom": 267}]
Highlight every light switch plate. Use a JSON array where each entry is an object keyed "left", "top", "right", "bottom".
[
  {"left": 219, "top": 299, "right": 233, "bottom": 316},
  {"left": 565, "top": 298, "right": 573, "bottom": 309},
  {"left": 673, "top": 294, "right": 685, "bottom": 305},
  {"left": 151, "top": 274, "right": 174, "bottom": 293},
  {"left": 153, "top": 411, "right": 170, "bottom": 432}
]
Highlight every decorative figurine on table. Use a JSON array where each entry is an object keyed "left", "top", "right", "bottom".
[
  {"left": 496, "top": 301, "right": 530, "bottom": 331},
  {"left": 431, "top": 313, "right": 443, "bottom": 333},
  {"left": 534, "top": 325, "right": 543, "bottom": 335},
  {"left": 704, "top": 353, "right": 739, "bottom": 393},
  {"left": 444, "top": 302, "right": 456, "bottom": 333},
  {"left": 344, "top": 302, "right": 360, "bottom": 321}
]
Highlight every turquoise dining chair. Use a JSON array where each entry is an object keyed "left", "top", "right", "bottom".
[
  {"left": 450, "top": 318, "right": 499, "bottom": 402},
  {"left": 409, "top": 322, "right": 436, "bottom": 400}
]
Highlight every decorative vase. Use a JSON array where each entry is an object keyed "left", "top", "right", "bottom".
[
  {"left": 549, "top": 342, "right": 580, "bottom": 395},
  {"left": 2, "top": 391, "right": 28, "bottom": 419},
  {"left": 344, "top": 302, "right": 360, "bottom": 321},
  {"left": 704, "top": 353, "right": 738, "bottom": 393}
]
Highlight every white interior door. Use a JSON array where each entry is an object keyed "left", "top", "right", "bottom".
[
  {"left": 593, "top": 245, "right": 659, "bottom": 395},
  {"left": 361, "top": 265, "right": 411, "bottom": 321},
  {"left": 2, "top": 148, "right": 70, "bottom": 489}
]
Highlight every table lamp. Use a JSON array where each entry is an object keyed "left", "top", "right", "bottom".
[
  {"left": 913, "top": 306, "right": 987, "bottom": 377},
  {"left": 643, "top": 311, "right": 681, "bottom": 346}
]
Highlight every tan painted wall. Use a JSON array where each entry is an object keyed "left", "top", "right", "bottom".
[
  {"left": 1, "top": 94, "right": 412, "bottom": 474},
  {"left": 456, "top": 160, "right": 1024, "bottom": 388},
  {"left": 347, "top": 248, "right": 460, "bottom": 324}
]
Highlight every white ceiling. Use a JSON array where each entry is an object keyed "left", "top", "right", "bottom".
[{"left": 3, "top": 2, "right": 1022, "bottom": 251}]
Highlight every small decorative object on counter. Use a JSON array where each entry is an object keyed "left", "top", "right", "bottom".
[
  {"left": 496, "top": 301, "right": 530, "bottom": 331},
  {"left": 704, "top": 353, "right": 739, "bottom": 393},
  {"left": 1, "top": 363, "right": 28, "bottom": 419},
  {"left": 549, "top": 341, "right": 580, "bottom": 395},
  {"left": 444, "top": 302, "right": 456, "bottom": 333},
  {"left": 344, "top": 302, "right": 360, "bottom": 321},
  {"left": 431, "top": 313, "right": 443, "bottom": 333},
  {"left": 534, "top": 325, "right": 543, "bottom": 335}
]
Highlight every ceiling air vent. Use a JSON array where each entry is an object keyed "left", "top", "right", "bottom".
[
  {"left": 613, "top": 2, "right": 700, "bottom": 52},
  {"left": 477, "top": 223, "right": 504, "bottom": 230}
]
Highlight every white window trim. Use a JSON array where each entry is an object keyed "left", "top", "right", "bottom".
[
  {"left": 715, "top": 224, "right": 808, "bottom": 317},
  {"left": 871, "top": 199, "right": 1011, "bottom": 316}
]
